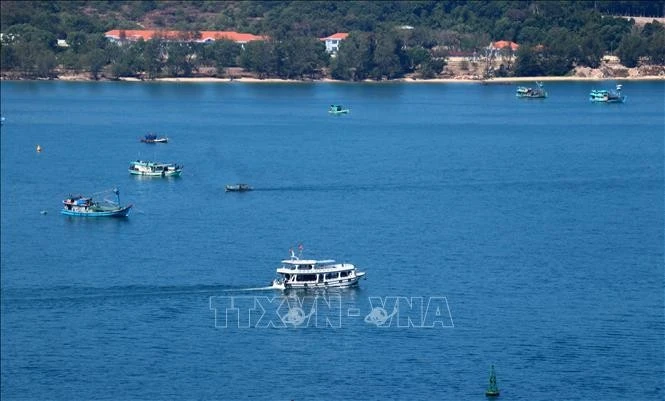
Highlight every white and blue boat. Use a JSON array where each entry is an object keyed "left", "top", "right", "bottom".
[
  {"left": 129, "top": 160, "right": 183, "bottom": 177},
  {"left": 61, "top": 188, "right": 132, "bottom": 217},
  {"left": 590, "top": 84, "right": 626, "bottom": 103},
  {"left": 271, "top": 247, "right": 366, "bottom": 290}
]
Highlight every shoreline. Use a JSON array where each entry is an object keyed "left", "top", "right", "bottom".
[{"left": 3, "top": 75, "right": 664, "bottom": 84}]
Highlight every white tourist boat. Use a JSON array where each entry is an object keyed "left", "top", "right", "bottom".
[
  {"left": 271, "top": 248, "right": 366, "bottom": 290},
  {"left": 128, "top": 160, "right": 183, "bottom": 177}
]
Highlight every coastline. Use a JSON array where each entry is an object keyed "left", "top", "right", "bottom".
[
  {"left": 3, "top": 74, "right": 664, "bottom": 84},
  {"left": 119, "top": 75, "right": 665, "bottom": 83}
]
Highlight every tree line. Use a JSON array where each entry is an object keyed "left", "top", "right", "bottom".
[{"left": 1, "top": 1, "right": 664, "bottom": 80}]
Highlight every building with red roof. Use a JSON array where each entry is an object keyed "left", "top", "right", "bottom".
[
  {"left": 104, "top": 29, "right": 267, "bottom": 45},
  {"left": 490, "top": 40, "right": 519, "bottom": 52},
  {"left": 319, "top": 32, "right": 349, "bottom": 54}
]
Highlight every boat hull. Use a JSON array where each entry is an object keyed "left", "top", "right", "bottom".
[
  {"left": 129, "top": 170, "right": 182, "bottom": 177},
  {"left": 61, "top": 205, "right": 132, "bottom": 217},
  {"left": 516, "top": 93, "right": 546, "bottom": 99},
  {"left": 225, "top": 184, "right": 252, "bottom": 192},
  {"left": 590, "top": 96, "right": 626, "bottom": 103},
  {"left": 273, "top": 273, "right": 365, "bottom": 290}
]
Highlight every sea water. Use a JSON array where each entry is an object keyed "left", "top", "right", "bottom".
[{"left": 1, "top": 80, "right": 663, "bottom": 400}]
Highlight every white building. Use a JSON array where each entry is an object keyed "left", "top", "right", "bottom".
[{"left": 319, "top": 32, "right": 349, "bottom": 54}]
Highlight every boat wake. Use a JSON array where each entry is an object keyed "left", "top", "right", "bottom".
[{"left": 220, "top": 286, "right": 276, "bottom": 292}]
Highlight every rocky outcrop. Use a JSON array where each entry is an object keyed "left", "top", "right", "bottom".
[{"left": 573, "top": 63, "right": 665, "bottom": 79}]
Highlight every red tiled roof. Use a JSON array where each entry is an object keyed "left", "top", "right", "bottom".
[
  {"left": 319, "top": 32, "right": 349, "bottom": 41},
  {"left": 199, "top": 31, "right": 268, "bottom": 42},
  {"left": 104, "top": 30, "right": 267, "bottom": 43},
  {"left": 491, "top": 40, "right": 519, "bottom": 51}
]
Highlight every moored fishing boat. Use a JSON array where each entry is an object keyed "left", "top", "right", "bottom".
[
  {"left": 271, "top": 246, "right": 365, "bottom": 290},
  {"left": 129, "top": 160, "right": 183, "bottom": 177},
  {"left": 61, "top": 188, "right": 132, "bottom": 217},
  {"left": 516, "top": 82, "right": 547, "bottom": 98},
  {"left": 589, "top": 84, "right": 626, "bottom": 103}
]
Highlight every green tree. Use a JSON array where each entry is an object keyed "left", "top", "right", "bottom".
[
  {"left": 143, "top": 38, "right": 164, "bottom": 78},
  {"left": 370, "top": 31, "right": 408, "bottom": 80},
  {"left": 85, "top": 48, "right": 107, "bottom": 79},
  {"left": 205, "top": 40, "right": 242, "bottom": 71},
  {"left": 274, "top": 36, "right": 327, "bottom": 79},
  {"left": 331, "top": 32, "right": 374, "bottom": 81},
  {"left": 0, "top": 44, "right": 18, "bottom": 71},
  {"left": 240, "top": 40, "right": 278, "bottom": 78},
  {"left": 513, "top": 45, "right": 545, "bottom": 76},
  {"left": 616, "top": 34, "right": 645, "bottom": 68}
]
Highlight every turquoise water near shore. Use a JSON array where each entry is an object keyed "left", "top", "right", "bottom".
[{"left": 1, "top": 81, "right": 663, "bottom": 400}]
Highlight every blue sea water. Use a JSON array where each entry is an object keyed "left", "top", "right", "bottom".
[{"left": 1, "top": 80, "right": 663, "bottom": 401}]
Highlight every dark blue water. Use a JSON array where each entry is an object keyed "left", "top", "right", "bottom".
[{"left": 1, "top": 80, "right": 663, "bottom": 400}]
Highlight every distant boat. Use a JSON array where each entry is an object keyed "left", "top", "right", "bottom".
[
  {"left": 516, "top": 82, "right": 547, "bottom": 98},
  {"left": 140, "top": 133, "right": 168, "bottom": 143},
  {"left": 590, "top": 84, "right": 626, "bottom": 103},
  {"left": 328, "top": 104, "right": 350, "bottom": 115},
  {"left": 485, "top": 365, "right": 500, "bottom": 397},
  {"left": 225, "top": 184, "right": 253, "bottom": 192},
  {"left": 129, "top": 160, "right": 183, "bottom": 177},
  {"left": 61, "top": 188, "right": 132, "bottom": 217}
]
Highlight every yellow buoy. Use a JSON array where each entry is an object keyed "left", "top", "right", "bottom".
[{"left": 36, "top": 145, "right": 42, "bottom": 152}]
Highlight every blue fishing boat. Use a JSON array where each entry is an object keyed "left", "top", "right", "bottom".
[
  {"left": 61, "top": 188, "right": 132, "bottom": 217},
  {"left": 329, "top": 104, "right": 350, "bottom": 115},
  {"left": 140, "top": 133, "right": 168, "bottom": 143},
  {"left": 516, "top": 82, "right": 547, "bottom": 98},
  {"left": 590, "top": 84, "right": 626, "bottom": 103}
]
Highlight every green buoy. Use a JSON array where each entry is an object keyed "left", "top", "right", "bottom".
[{"left": 485, "top": 364, "right": 500, "bottom": 397}]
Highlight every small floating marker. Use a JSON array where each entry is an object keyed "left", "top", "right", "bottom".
[
  {"left": 485, "top": 364, "right": 500, "bottom": 397},
  {"left": 36, "top": 144, "right": 42, "bottom": 152},
  {"left": 40, "top": 210, "right": 48, "bottom": 215}
]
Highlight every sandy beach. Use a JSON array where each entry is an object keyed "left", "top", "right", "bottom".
[
  {"left": 4, "top": 72, "right": 663, "bottom": 84},
  {"left": 143, "top": 75, "right": 665, "bottom": 84}
]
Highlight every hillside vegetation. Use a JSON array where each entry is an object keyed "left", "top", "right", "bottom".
[{"left": 1, "top": 1, "right": 664, "bottom": 80}]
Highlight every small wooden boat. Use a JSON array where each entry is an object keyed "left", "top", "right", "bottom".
[
  {"left": 129, "top": 160, "right": 183, "bottom": 177},
  {"left": 225, "top": 184, "right": 252, "bottom": 192},
  {"left": 140, "top": 134, "right": 168, "bottom": 143},
  {"left": 61, "top": 188, "right": 132, "bottom": 217},
  {"left": 328, "top": 104, "right": 350, "bottom": 115}
]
